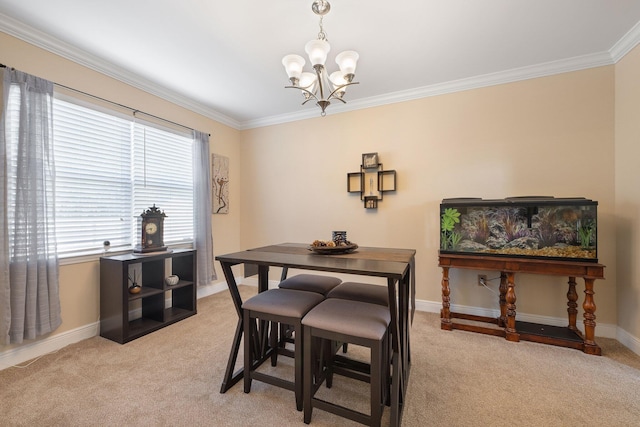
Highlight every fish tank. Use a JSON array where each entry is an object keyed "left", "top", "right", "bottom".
[{"left": 439, "top": 196, "right": 598, "bottom": 262}]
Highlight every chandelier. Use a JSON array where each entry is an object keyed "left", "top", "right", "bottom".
[{"left": 282, "top": 0, "right": 359, "bottom": 116}]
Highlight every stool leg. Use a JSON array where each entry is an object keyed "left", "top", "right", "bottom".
[
  {"left": 270, "top": 321, "right": 278, "bottom": 367},
  {"left": 371, "top": 339, "right": 383, "bottom": 427},
  {"left": 303, "top": 325, "right": 313, "bottom": 424},
  {"left": 294, "top": 321, "right": 304, "bottom": 411},
  {"left": 325, "top": 339, "right": 334, "bottom": 389}
]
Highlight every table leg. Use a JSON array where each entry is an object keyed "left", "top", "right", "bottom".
[
  {"left": 220, "top": 261, "right": 272, "bottom": 393},
  {"left": 567, "top": 276, "right": 578, "bottom": 332},
  {"left": 498, "top": 272, "right": 507, "bottom": 327},
  {"left": 219, "top": 260, "right": 246, "bottom": 393},
  {"left": 398, "top": 275, "right": 410, "bottom": 369},
  {"left": 220, "top": 318, "right": 244, "bottom": 393},
  {"left": 582, "top": 278, "right": 601, "bottom": 355},
  {"left": 387, "top": 276, "right": 405, "bottom": 427},
  {"left": 505, "top": 272, "right": 519, "bottom": 342},
  {"left": 440, "top": 266, "right": 452, "bottom": 330},
  {"left": 258, "top": 265, "right": 269, "bottom": 292},
  {"left": 389, "top": 350, "right": 400, "bottom": 427}
]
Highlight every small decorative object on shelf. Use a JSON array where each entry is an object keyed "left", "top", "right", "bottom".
[
  {"left": 347, "top": 152, "right": 396, "bottom": 209},
  {"left": 134, "top": 204, "right": 167, "bottom": 253},
  {"left": 165, "top": 275, "right": 179, "bottom": 286},
  {"left": 332, "top": 230, "right": 347, "bottom": 245},
  {"left": 128, "top": 270, "right": 141, "bottom": 294}
]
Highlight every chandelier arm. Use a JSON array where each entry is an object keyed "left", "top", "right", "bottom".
[
  {"left": 284, "top": 85, "right": 320, "bottom": 103},
  {"left": 327, "top": 81, "right": 359, "bottom": 101},
  {"left": 285, "top": 85, "right": 320, "bottom": 106}
]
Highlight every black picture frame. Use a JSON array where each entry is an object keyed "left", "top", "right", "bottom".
[{"left": 362, "top": 152, "right": 379, "bottom": 169}]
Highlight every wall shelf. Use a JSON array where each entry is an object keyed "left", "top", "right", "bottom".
[{"left": 347, "top": 153, "right": 397, "bottom": 209}]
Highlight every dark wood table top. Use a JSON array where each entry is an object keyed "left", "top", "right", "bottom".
[{"left": 216, "top": 243, "right": 415, "bottom": 279}]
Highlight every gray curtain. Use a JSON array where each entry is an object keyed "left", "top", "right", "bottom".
[
  {"left": 193, "top": 130, "right": 217, "bottom": 286},
  {"left": 0, "top": 68, "right": 61, "bottom": 345}
]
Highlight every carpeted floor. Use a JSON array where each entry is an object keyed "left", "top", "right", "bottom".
[{"left": 1, "top": 285, "right": 639, "bottom": 426}]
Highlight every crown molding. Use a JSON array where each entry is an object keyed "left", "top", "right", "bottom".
[
  {"left": 0, "top": 13, "right": 241, "bottom": 130},
  {"left": 610, "top": 20, "right": 640, "bottom": 63},
  {"left": 243, "top": 51, "right": 615, "bottom": 129}
]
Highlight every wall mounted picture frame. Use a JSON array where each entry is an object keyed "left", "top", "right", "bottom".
[
  {"left": 362, "top": 152, "right": 379, "bottom": 169},
  {"left": 212, "top": 153, "right": 229, "bottom": 214}
]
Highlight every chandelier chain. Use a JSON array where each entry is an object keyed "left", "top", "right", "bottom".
[{"left": 318, "top": 16, "right": 327, "bottom": 41}]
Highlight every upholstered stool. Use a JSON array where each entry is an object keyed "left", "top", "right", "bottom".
[
  {"left": 243, "top": 288, "right": 324, "bottom": 411},
  {"left": 328, "top": 282, "right": 389, "bottom": 354},
  {"left": 276, "top": 274, "right": 342, "bottom": 357},
  {"left": 302, "top": 299, "right": 391, "bottom": 426},
  {"left": 327, "top": 281, "right": 389, "bottom": 307},
  {"left": 278, "top": 273, "right": 342, "bottom": 296}
]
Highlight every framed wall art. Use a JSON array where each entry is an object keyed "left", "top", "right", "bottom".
[
  {"left": 212, "top": 153, "right": 229, "bottom": 214},
  {"left": 362, "top": 152, "right": 379, "bottom": 169}
]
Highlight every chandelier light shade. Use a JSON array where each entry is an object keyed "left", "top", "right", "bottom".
[{"left": 282, "top": 0, "right": 359, "bottom": 116}]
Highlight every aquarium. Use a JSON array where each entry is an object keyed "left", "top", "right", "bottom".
[{"left": 439, "top": 196, "right": 598, "bottom": 262}]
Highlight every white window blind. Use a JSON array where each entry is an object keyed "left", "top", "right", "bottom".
[
  {"left": 132, "top": 123, "right": 194, "bottom": 245},
  {"left": 52, "top": 98, "right": 194, "bottom": 258},
  {"left": 53, "top": 99, "right": 132, "bottom": 256}
]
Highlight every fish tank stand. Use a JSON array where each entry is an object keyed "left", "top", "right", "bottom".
[{"left": 438, "top": 252, "right": 605, "bottom": 355}]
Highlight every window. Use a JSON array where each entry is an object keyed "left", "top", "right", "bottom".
[{"left": 52, "top": 97, "right": 194, "bottom": 258}]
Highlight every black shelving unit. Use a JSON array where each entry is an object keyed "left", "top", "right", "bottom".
[{"left": 99, "top": 249, "right": 197, "bottom": 344}]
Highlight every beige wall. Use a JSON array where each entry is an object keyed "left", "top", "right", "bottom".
[
  {"left": 615, "top": 44, "right": 640, "bottom": 340},
  {"left": 240, "top": 66, "right": 617, "bottom": 324},
  {"left": 0, "top": 32, "right": 242, "bottom": 353}
]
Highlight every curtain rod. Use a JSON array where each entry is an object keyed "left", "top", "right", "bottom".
[{"left": 0, "top": 63, "right": 210, "bottom": 136}]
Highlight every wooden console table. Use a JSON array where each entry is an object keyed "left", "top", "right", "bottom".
[{"left": 439, "top": 253, "right": 605, "bottom": 355}]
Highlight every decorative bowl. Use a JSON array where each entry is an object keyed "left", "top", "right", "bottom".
[
  {"left": 165, "top": 275, "right": 180, "bottom": 286},
  {"left": 309, "top": 243, "right": 358, "bottom": 255}
]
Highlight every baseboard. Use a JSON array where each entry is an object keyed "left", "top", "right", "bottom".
[
  {"left": 197, "top": 280, "right": 231, "bottom": 299},
  {"left": 0, "top": 321, "right": 99, "bottom": 371},
  {"left": 617, "top": 326, "right": 640, "bottom": 355}
]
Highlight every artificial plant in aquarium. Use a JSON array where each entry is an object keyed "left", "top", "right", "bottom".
[{"left": 440, "top": 207, "right": 462, "bottom": 250}]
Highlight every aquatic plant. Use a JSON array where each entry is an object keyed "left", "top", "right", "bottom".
[
  {"left": 496, "top": 208, "right": 528, "bottom": 242},
  {"left": 535, "top": 208, "right": 558, "bottom": 248},
  {"left": 578, "top": 221, "right": 595, "bottom": 249},
  {"left": 450, "top": 231, "right": 463, "bottom": 249},
  {"left": 441, "top": 208, "right": 461, "bottom": 250},
  {"left": 471, "top": 212, "right": 490, "bottom": 244}
]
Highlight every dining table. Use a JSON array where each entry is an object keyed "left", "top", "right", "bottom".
[{"left": 216, "top": 242, "right": 416, "bottom": 427}]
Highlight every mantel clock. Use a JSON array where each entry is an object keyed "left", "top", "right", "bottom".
[{"left": 134, "top": 204, "right": 167, "bottom": 253}]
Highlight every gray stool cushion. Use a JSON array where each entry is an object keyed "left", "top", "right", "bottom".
[
  {"left": 302, "top": 299, "right": 390, "bottom": 341},
  {"left": 242, "top": 288, "right": 324, "bottom": 318},
  {"left": 327, "top": 281, "right": 389, "bottom": 307},
  {"left": 278, "top": 274, "right": 342, "bottom": 296}
]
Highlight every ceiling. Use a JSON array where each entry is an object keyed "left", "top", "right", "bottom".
[{"left": 1, "top": 1, "right": 640, "bottom": 130}]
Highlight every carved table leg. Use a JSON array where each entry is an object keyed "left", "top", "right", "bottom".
[
  {"left": 567, "top": 277, "right": 578, "bottom": 332},
  {"left": 582, "top": 278, "right": 601, "bottom": 355},
  {"left": 498, "top": 272, "right": 507, "bottom": 327},
  {"left": 441, "top": 267, "right": 452, "bottom": 330},
  {"left": 505, "top": 272, "right": 519, "bottom": 342}
]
